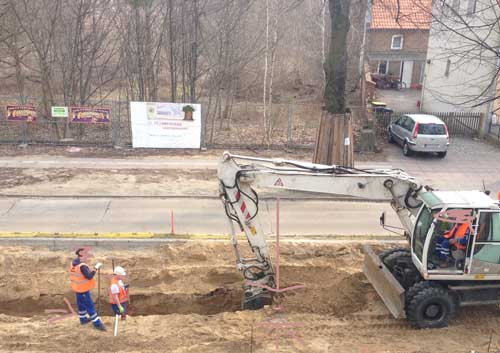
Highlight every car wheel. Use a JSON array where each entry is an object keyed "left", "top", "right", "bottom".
[
  {"left": 387, "top": 130, "right": 394, "bottom": 143},
  {"left": 403, "top": 142, "right": 412, "bottom": 157},
  {"left": 437, "top": 151, "right": 447, "bottom": 158}
]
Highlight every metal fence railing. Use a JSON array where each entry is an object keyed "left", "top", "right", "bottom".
[
  {"left": 0, "top": 95, "right": 485, "bottom": 149},
  {"left": 0, "top": 95, "right": 128, "bottom": 147}
]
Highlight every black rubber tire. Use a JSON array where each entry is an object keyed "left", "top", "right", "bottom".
[
  {"left": 406, "top": 286, "right": 455, "bottom": 329},
  {"left": 383, "top": 251, "right": 412, "bottom": 270},
  {"left": 387, "top": 130, "right": 394, "bottom": 143},
  {"left": 403, "top": 142, "right": 412, "bottom": 157},
  {"left": 383, "top": 251, "right": 421, "bottom": 290},
  {"left": 379, "top": 247, "right": 410, "bottom": 263},
  {"left": 405, "top": 281, "right": 441, "bottom": 305},
  {"left": 437, "top": 151, "right": 447, "bottom": 158}
]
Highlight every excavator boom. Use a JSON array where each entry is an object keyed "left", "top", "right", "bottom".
[{"left": 218, "top": 152, "right": 425, "bottom": 309}]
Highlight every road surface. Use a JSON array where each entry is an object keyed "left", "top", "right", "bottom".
[{"left": 0, "top": 197, "right": 399, "bottom": 236}]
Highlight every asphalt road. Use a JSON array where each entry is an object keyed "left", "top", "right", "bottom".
[{"left": 0, "top": 197, "right": 398, "bottom": 236}]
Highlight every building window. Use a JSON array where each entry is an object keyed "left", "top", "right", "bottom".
[
  {"left": 467, "top": 0, "right": 476, "bottom": 14},
  {"left": 444, "top": 59, "right": 451, "bottom": 77},
  {"left": 391, "top": 35, "right": 404, "bottom": 50},
  {"left": 378, "top": 60, "right": 388, "bottom": 75}
]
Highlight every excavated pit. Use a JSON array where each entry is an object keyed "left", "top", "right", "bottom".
[
  {"left": 4, "top": 242, "right": 500, "bottom": 353},
  {"left": 0, "top": 242, "right": 375, "bottom": 318}
]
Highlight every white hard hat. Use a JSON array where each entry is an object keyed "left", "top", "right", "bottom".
[{"left": 113, "top": 266, "right": 126, "bottom": 276}]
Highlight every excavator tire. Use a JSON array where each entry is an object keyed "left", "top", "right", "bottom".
[
  {"left": 379, "top": 247, "right": 410, "bottom": 263},
  {"left": 406, "top": 286, "right": 455, "bottom": 329},
  {"left": 405, "top": 281, "right": 441, "bottom": 306},
  {"left": 383, "top": 251, "right": 421, "bottom": 290}
]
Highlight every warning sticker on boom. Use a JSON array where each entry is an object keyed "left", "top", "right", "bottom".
[{"left": 274, "top": 178, "right": 284, "bottom": 187}]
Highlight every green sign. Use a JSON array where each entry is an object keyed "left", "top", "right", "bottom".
[{"left": 51, "top": 106, "right": 68, "bottom": 118}]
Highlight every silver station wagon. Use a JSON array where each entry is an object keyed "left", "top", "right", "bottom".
[{"left": 387, "top": 114, "right": 450, "bottom": 158}]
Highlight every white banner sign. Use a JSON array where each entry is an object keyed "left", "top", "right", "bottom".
[{"left": 130, "top": 102, "right": 201, "bottom": 148}]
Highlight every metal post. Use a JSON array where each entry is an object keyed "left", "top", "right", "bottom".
[
  {"left": 200, "top": 103, "right": 206, "bottom": 149},
  {"left": 22, "top": 122, "right": 28, "bottom": 146},
  {"left": 275, "top": 197, "right": 280, "bottom": 291},
  {"left": 112, "top": 101, "right": 121, "bottom": 147},
  {"left": 287, "top": 103, "right": 293, "bottom": 147}
]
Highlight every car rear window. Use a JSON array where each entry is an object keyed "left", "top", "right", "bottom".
[{"left": 419, "top": 123, "right": 446, "bottom": 135}]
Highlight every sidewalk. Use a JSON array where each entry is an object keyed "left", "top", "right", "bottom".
[
  {"left": 0, "top": 155, "right": 392, "bottom": 170},
  {"left": 0, "top": 136, "right": 498, "bottom": 194}
]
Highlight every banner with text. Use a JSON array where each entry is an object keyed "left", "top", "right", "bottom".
[
  {"left": 69, "top": 107, "right": 111, "bottom": 124},
  {"left": 6, "top": 105, "right": 37, "bottom": 122},
  {"left": 130, "top": 102, "right": 201, "bottom": 148}
]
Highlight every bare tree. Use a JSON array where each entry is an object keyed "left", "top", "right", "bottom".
[
  {"left": 262, "top": 0, "right": 303, "bottom": 147},
  {"left": 116, "top": 0, "right": 170, "bottom": 102},
  {"left": 203, "top": 0, "right": 262, "bottom": 143},
  {"left": 9, "top": 0, "right": 63, "bottom": 118},
  {"left": 55, "top": 0, "right": 120, "bottom": 106}
]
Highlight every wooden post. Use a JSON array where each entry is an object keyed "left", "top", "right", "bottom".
[{"left": 313, "top": 111, "right": 353, "bottom": 167}]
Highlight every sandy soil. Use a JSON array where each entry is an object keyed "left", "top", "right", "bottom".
[
  {"left": 1, "top": 242, "right": 499, "bottom": 353},
  {"left": 0, "top": 144, "right": 386, "bottom": 161},
  {"left": 0, "top": 144, "right": 317, "bottom": 159},
  {"left": 0, "top": 168, "right": 218, "bottom": 196}
]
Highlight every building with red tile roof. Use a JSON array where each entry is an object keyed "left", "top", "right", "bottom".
[{"left": 366, "top": 0, "right": 432, "bottom": 89}]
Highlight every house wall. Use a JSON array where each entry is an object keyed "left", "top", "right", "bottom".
[
  {"left": 366, "top": 29, "right": 429, "bottom": 85},
  {"left": 366, "top": 30, "right": 429, "bottom": 58},
  {"left": 421, "top": 0, "right": 500, "bottom": 116},
  {"left": 494, "top": 75, "right": 500, "bottom": 115}
]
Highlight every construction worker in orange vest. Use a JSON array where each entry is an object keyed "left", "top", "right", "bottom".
[
  {"left": 70, "top": 248, "right": 106, "bottom": 331},
  {"left": 446, "top": 222, "right": 472, "bottom": 268},
  {"left": 109, "top": 266, "right": 129, "bottom": 319}
]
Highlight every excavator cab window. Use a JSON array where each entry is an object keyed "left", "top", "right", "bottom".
[
  {"left": 426, "top": 208, "right": 475, "bottom": 272},
  {"left": 470, "top": 211, "right": 500, "bottom": 274},
  {"left": 413, "top": 206, "right": 434, "bottom": 262}
]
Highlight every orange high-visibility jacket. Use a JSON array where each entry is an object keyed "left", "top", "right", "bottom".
[
  {"left": 109, "top": 276, "right": 129, "bottom": 304},
  {"left": 445, "top": 223, "right": 470, "bottom": 250},
  {"left": 69, "top": 263, "right": 96, "bottom": 293}
]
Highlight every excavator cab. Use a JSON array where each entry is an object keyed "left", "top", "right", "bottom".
[{"left": 365, "top": 190, "right": 500, "bottom": 328}]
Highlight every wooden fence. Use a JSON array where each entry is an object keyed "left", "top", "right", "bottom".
[{"left": 375, "top": 111, "right": 484, "bottom": 137}]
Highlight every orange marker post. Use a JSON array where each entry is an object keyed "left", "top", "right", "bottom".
[{"left": 171, "top": 210, "right": 175, "bottom": 234}]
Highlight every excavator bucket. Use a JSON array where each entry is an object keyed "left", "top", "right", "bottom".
[{"left": 362, "top": 245, "right": 406, "bottom": 319}]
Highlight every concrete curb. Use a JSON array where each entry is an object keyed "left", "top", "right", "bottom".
[
  {"left": 0, "top": 236, "right": 405, "bottom": 250},
  {"left": 0, "top": 232, "right": 400, "bottom": 240},
  {"left": 0, "top": 194, "right": 388, "bottom": 202}
]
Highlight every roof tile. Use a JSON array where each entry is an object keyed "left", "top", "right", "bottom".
[{"left": 370, "top": 0, "right": 432, "bottom": 30}]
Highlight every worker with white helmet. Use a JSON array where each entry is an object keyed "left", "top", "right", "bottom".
[{"left": 109, "top": 266, "right": 129, "bottom": 319}]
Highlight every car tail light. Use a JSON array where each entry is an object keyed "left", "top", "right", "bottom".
[
  {"left": 412, "top": 123, "right": 419, "bottom": 139},
  {"left": 444, "top": 124, "right": 449, "bottom": 139}
]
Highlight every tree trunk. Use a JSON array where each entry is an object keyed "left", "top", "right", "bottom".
[
  {"left": 324, "top": 0, "right": 350, "bottom": 114},
  {"left": 314, "top": 0, "right": 353, "bottom": 166}
]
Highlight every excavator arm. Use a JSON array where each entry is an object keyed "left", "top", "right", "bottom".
[{"left": 218, "top": 152, "right": 426, "bottom": 309}]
